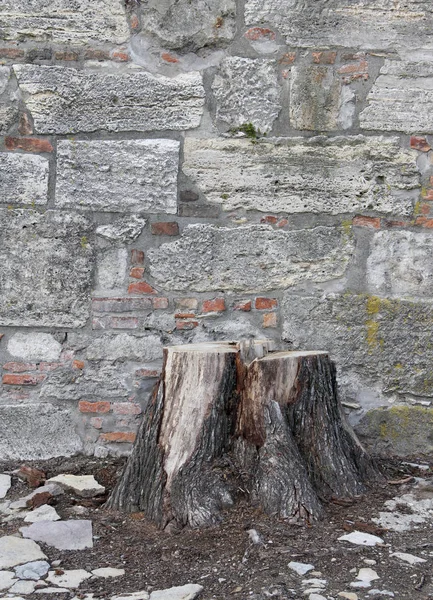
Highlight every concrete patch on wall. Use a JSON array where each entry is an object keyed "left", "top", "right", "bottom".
[
  {"left": 85, "top": 333, "right": 163, "bottom": 362},
  {"left": 14, "top": 65, "right": 205, "bottom": 134},
  {"left": 0, "top": 154, "right": 49, "bottom": 205},
  {"left": 56, "top": 139, "right": 179, "bottom": 213},
  {"left": 0, "top": 210, "right": 94, "bottom": 327},
  {"left": 183, "top": 136, "right": 419, "bottom": 215}
]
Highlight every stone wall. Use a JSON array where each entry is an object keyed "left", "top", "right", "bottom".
[{"left": 1, "top": 0, "right": 432, "bottom": 459}]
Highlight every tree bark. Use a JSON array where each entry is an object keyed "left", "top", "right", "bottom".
[{"left": 107, "top": 343, "right": 378, "bottom": 528}]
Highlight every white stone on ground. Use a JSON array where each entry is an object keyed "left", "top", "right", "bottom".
[
  {"left": 24, "top": 505, "right": 61, "bottom": 523},
  {"left": 150, "top": 584, "right": 204, "bottom": 600},
  {"left": 350, "top": 581, "right": 371, "bottom": 589},
  {"left": 20, "top": 520, "right": 93, "bottom": 550},
  {"left": 112, "top": 592, "right": 150, "bottom": 600},
  {"left": 0, "top": 570, "right": 17, "bottom": 590},
  {"left": 307, "top": 594, "right": 327, "bottom": 600},
  {"left": 367, "top": 590, "right": 395, "bottom": 597},
  {"left": 302, "top": 578, "right": 327, "bottom": 587},
  {"left": 35, "top": 586, "right": 70, "bottom": 593},
  {"left": 0, "top": 475, "right": 11, "bottom": 499},
  {"left": 47, "top": 569, "right": 92, "bottom": 589},
  {"left": 363, "top": 559, "right": 377, "bottom": 565},
  {"left": 92, "top": 567, "right": 125, "bottom": 578},
  {"left": 337, "top": 593, "right": 358, "bottom": 600},
  {"left": 338, "top": 531, "right": 384, "bottom": 546},
  {"left": 356, "top": 568, "right": 380, "bottom": 582},
  {"left": 0, "top": 537, "right": 47, "bottom": 569},
  {"left": 15, "top": 561, "right": 50, "bottom": 580},
  {"left": 9, "top": 579, "right": 37, "bottom": 594},
  {"left": 390, "top": 551, "right": 427, "bottom": 565},
  {"left": 47, "top": 475, "right": 105, "bottom": 498},
  {"left": 288, "top": 561, "right": 315, "bottom": 575},
  {"left": 10, "top": 483, "right": 64, "bottom": 510}
]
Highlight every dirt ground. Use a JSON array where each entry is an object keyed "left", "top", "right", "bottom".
[{"left": 1, "top": 454, "right": 432, "bottom": 600}]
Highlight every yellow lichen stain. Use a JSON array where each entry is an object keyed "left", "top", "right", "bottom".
[
  {"left": 394, "top": 363, "right": 403, "bottom": 370},
  {"left": 414, "top": 199, "right": 423, "bottom": 216},
  {"left": 366, "top": 319, "right": 379, "bottom": 350},
  {"left": 366, "top": 295, "right": 381, "bottom": 316},
  {"left": 341, "top": 219, "right": 353, "bottom": 237},
  {"left": 377, "top": 405, "right": 433, "bottom": 441}
]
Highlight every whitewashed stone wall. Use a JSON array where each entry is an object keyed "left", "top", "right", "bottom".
[{"left": 0, "top": 0, "right": 432, "bottom": 459}]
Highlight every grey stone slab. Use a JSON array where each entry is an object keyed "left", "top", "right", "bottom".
[
  {"left": 0, "top": 209, "right": 93, "bottom": 327},
  {"left": 360, "top": 60, "right": 433, "bottom": 133},
  {"left": 9, "top": 579, "right": 36, "bottom": 595},
  {"left": 46, "top": 570, "right": 92, "bottom": 588},
  {"left": 183, "top": 137, "right": 419, "bottom": 215},
  {"left": 56, "top": 140, "right": 179, "bottom": 213},
  {"left": 23, "top": 506, "right": 61, "bottom": 523},
  {"left": 0, "top": 570, "right": 17, "bottom": 590},
  {"left": 47, "top": 475, "right": 105, "bottom": 498},
  {"left": 0, "top": 537, "right": 47, "bottom": 569},
  {"left": 86, "top": 333, "right": 163, "bottom": 361},
  {"left": 0, "top": 0, "right": 129, "bottom": 45},
  {"left": 138, "top": 0, "right": 236, "bottom": 51},
  {"left": 9, "top": 483, "right": 63, "bottom": 510},
  {"left": 0, "top": 154, "right": 49, "bottom": 206},
  {"left": 212, "top": 57, "right": 281, "bottom": 133},
  {"left": 244, "top": 0, "right": 433, "bottom": 52},
  {"left": 20, "top": 520, "right": 93, "bottom": 551},
  {"left": 367, "top": 231, "right": 433, "bottom": 299},
  {"left": 0, "top": 475, "right": 11, "bottom": 499},
  {"left": 14, "top": 65, "right": 205, "bottom": 134},
  {"left": 150, "top": 585, "right": 204, "bottom": 600},
  {"left": 281, "top": 293, "right": 433, "bottom": 400},
  {"left": 148, "top": 223, "right": 353, "bottom": 292},
  {"left": 0, "top": 405, "right": 83, "bottom": 461}
]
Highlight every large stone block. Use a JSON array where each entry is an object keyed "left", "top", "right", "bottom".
[
  {"left": 0, "top": 0, "right": 129, "bottom": 45},
  {"left": 367, "top": 230, "right": 433, "bottom": 300},
  {"left": 244, "top": 0, "right": 433, "bottom": 52},
  {"left": 56, "top": 139, "right": 179, "bottom": 213},
  {"left": 183, "top": 137, "right": 419, "bottom": 215},
  {"left": 138, "top": 0, "right": 236, "bottom": 51},
  {"left": 0, "top": 404, "right": 83, "bottom": 460},
  {"left": 7, "top": 333, "right": 62, "bottom": 362},
  {"left": 148, "top": 223, "right": 353, "bottom": 292},
  {"left": 86, "top": 333, "right": 163, "bottom": 361},
  {"left": 212, "top": 57, "right": 281, "bottom": 133},
  {"left": 360, "top": 60, "right": 433, "bottom": 134},
  {"left": 14, "top": 65, "right": 205, "bottom": 134},
  {"left": 282, "top": 293, "right": 433, "bottom": 399},
  {"left": 0, "top": 210, "right": 93, "bottom": 327},
  {"left": 0, "top": 154, "right": 49, "bottom": 205}
]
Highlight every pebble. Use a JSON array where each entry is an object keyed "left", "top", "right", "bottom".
[
  {"left": 356, "top": 568, "right": 379, "bottom": 582},
  {"left": 47, "top": 569, "right": 92, "bottom": 588},
  {"left": 14, "top": 561, "right": 50, "bottom": 580},
  {"left": 23, "top": 505, "right": 61, "bottom": 523},
  {"left": 338, "top": 531, "right": 384, "bottom": 546},
  {"left": 20, "top": 520, "right": 93, "bottom": 550},
  {"left": 288, "top": 561, "right": 315, "bottom": 575},
  {"left": 0, "top": 475, "right": 11, "bottom": 500},
  {"left": 363, "top": 559, "right": 377, "bottom": 566},
  {"left": 0, "top": 537, "right": 47, "bottom": 569},
  {"left": 390, "top": 551, "right": 426, "bottom": 565},
  {"left": 47, "top": 475, "right": 105, "bottom": 498}
]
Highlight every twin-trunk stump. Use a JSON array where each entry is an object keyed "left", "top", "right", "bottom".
[{"left": 107, "top": 341, "right": 377, "bottom": 528}]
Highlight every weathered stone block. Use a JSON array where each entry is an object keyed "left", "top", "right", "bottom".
[
  {"left": 244, "top": 0, "right": 433, "bottom": 52},
  {"left": 96, "top": 216, "right": 147, "bottom": 243},
  {"left": 148, "top": 223, "right": 353, "bottom": 292},
  {"left": 96, "top": 249, "right": 128, "bottom": 292},
  {"left": 0, "top": 0, "right": 129, "bottom": 45},
  {"left": 86, "top": 333, "right": 163, "bottom": 361},
  {"left": 0, "top": 67, "right": 17, "bottom": 134},
  {"left": 14, "top": 65, "right": 205, "bottom": 134},
  {"left": 367, "top": 231, "right": 433, "bottom": 300},
  {"left": 138, "top": 0, "right": 236, "bottom": 51},
  {"left": 212, "top": 57, "right": 281, "bottom": 133},
  {"left": 282, "top": 293, "right": 433, "bottom": 399},
  {"left": 360, "top": 60, "right": 433, "bottom": 134},
  {"left": 7, "top": 333, "right": 62, "bottom": 362},
  {"left": 56, "top": 140, "right": 179, "bottom": 213},
  {"left": 183, "top": 137, "right": 419, "bottom": 215},
  {"left": 0, "top": 154, "right": 49, "bottom": 205},
  {"left": 0, "top": 404, "right": 83, "bottom": 460},
  {"left": 0, "top": 210, "right": 93, "bottom": 327}
]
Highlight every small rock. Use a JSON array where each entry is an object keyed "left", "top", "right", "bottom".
[
  {"left": 91, "top": 568, "right": 125, "bottom": 578},
  {"left": 111, "top": 592, "right": 150, "bottom": 600},
  {"left": 15, "top": 561, "right": 50, "bottom": 580},
  {"left": 17, "top": 466, "right": 46, "bottom": 488},
  {"left": 9, "top": 579, "right": 37, "bottom": 594},
  {"left": 69, "top": 506, "right": 88, "bottom": 516},
  {"left": 0, "top": 475, "right": 11, "bottom": 499},
  {"left": 0, "top": 537, "right": 47, "bottom": 569},
  {"left": 247, "top": 529, "right": 263, "bottom": 545},
  {"left": 390, "top": 551, "right": 427, "bottom": 565},
  {"left": 288, "top": 561, "right": 315, "bottom": 576},
  {"left": 368, "top": 590, "right": 395, "bottom": 597},
  {"left": 47, "top": 569, "right": 92, "bottom": 589},
  {"left": 35, "top": 586, "right": 71, "bottom": 593},
  {"left": 47, "top": 475, "right": 105, "bottom": 498},
  {"left": 302, "top": 579, "right": 327, "bottom": 588},
  {"left": 350, "top": 581, "right": 371, "bottom": 589},
  {"left": 303, "top": 587, "right": 325, "bottom": 596},
  {"left": 337, "top": 593, "right": 358, "bottom": 600},
  {"left": 51, "top": 560, "right": 62, "bottom": 568},
  {"left": 20, "top": 520, "right": 93, "bottom": 550},
  {"left": 26, "top": 491, "right": 54, "bottom": 510},
  {"left": 310, "top": 571, "right": 323, "bottom": 577},
  {"left": 10, "top": 484, "right": 63, "bottom": 510},
  {"left": 363, "top": 559, "right": 377, "bottom": 566},
  {"left": 24, "top": 505, "right": 61, "bottom": 523},
  {"left": 150, "top": 584, "right": 204, "bottom": 600},
  {"left": 356, "top": 568, "right": 380, "bottom": 582},
  {"left": 308, "top": 594, "right": 327, "bottom": 600},
  {"left": 0, "top": 570, "right": 17, "bottom": 591},
  {"left": 338, "top": 531, "right": 384, "bottom": 546}
]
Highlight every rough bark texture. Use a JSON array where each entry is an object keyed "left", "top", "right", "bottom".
[{"left": 108, "top": 343, "right": 377, "bottom": 527}]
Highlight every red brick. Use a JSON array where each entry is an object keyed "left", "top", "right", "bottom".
[
  {"left": 2, "top": 373, "right": 45, "bottom": 386},
  {"left": 312, "top": 51, "right": 337, "bottom": 64},
  {"left": 130, "top": 267, "right": 145, "bottom": 279},
  {"left": 415, "top": 217, "right": 433, "bottom": 228},
  {"left": 84, "top": 48, "right": 110, "bottom": 60},
  {"left": 92, "top": 316, "right": 139, "bottom": 330},
  {"left": 79, "top": 400, "right": 111, "bottom": 414},
  {"left": 263, "top": 313, "right": 277, "bottom": 328},
  {"left": 174, "top": 298, "right": 198, "bottom": 310},
  {"left": 130, "top": 14, "right": 140, "bottom": 30},
  {"left": 0, "top": 47, "right": 25, "bottom": 59},
  {"left": 151, "top": 222, "right": 179, "bottom": 236},
  {"left": 352, "top": 216, "right": 381, "bottom": 229},
  {"left": 255, "top": 297, "right": 278, "bottom": 310},
  {"left": 233, "top": 300, "right": 252, "bottom": 312},
  {"left": 202, "top": 298, "right": 226, "bottom": 313},
  {"left": 410, "top": 136, "right": 431, "bottom": 152},
  {"left": 176, "top": 320, "right": 199, "bottom": 330},
  {"left": 175, "top": 312, "right": 196, "bottom": 319},
  {"left": 383, "top": 219, "right": 408, "bottom": 228},
  {"left": 111, "top": 48, "right": 129, "bottom": 62},
  {"left": 72, "top": 360, "right": 85, "bottom": 370},
  {"left": 90, "top": 417, "right": 103, "bottom": 429},
  {"left": 5, "top": 137, "right": 53, "bottom": 153},
  {"left": 135, "top": 368, "right": 160, "bottom": 378},
  {"left": 18, "top": 113, "right": 33, "bottom": 135},
  {"left": 39, "top": 362, "right": 64, "bottom": 372},
  {"left": 279, "top": 52, "right": 296, "bottom": 65},
  {"left": 277, "top": 218, "right": 289, "bottom": 228},
  {"left": 92, "top": 297, "right": 152, "bottom": 313},
  {"left": 55, "top": 50, "right": 79, "bottom": 61},
  {"left": 260, "top": 215, "right": 278, "bottom": 225},
  {"left": 100, "top": 432, "right": 136, "bottom": 443},
  {"left": 338, "top": 58, "right": 369, "bottom": 82},
  {"left": 3, "top": 362, "right": 37, "bottom": 372},
  {"left": 422, "top": 190, "right": 433, "bottom": 201},
  {"left": 161, "top": 52, "right": 179, "bottom": 63},
  {"left": 113, "top": 402, "right": 142, "bottom": 415},
  {"left": 244, "top": 27, "right": 276, "bottom": 41},
  {"left": 128, "top": 281, "right": 157, "bottom": 295},
  {"left": 153, "top": 297, "right": 169, "bottom": 309},
  {"left": 131, "top": 249, "right": 144, "bottom": 265}
]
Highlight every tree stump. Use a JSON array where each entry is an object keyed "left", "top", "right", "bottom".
[{"left": 107, "top": 342, "right": 378, "bottom": 528}]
